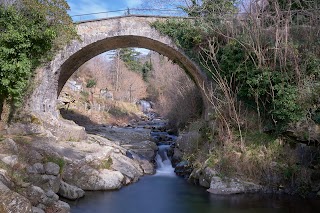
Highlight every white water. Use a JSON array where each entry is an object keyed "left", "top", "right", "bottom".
[{"left": 155, "top": 145, "right": 175, "bottom": 176}]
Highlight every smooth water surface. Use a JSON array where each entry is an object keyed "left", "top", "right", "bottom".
[{"left": 68, "top": 145, "right": 320, "bottom": 213}]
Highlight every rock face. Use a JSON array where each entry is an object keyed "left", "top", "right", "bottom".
[
  {"left": 111, "top": 153, "right": 143, "bottom": 182},
  {"left": 0, "top": 181, "right": 32, "bottom": 213},
  {"left": 207, "top": 176, "right": 262, "bottom": 195},
  {"left": 44, "top": 162, "right": 60, "bottom": 176},
  {"left": 27, "top": 163, "right": 45, "bottom": 174},
  {"left": 58, "top": 181, "right": 85, "bottom": 200},
  {"left": 174, "top": 161, "right": 193, "bottom": 178},
  {"left": 28, "top": 174, "right": 60, "bottom": 193},
  {"left": 63, "top": 164, "right": 124, "bottom": 190},
  {"left": 0, "top": 138, "right": 18, "bottom": 154},
  {"left": 122, "top": 140, "right": 158, "bottom": 161}
]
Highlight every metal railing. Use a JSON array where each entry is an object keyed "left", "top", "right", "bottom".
[{"left": 71, "top": 8, "right": 187, "bottom": 22}]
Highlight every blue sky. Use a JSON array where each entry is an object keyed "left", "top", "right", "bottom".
[{"left": 67, "top": 0, "right": 144, "bottom": 18}]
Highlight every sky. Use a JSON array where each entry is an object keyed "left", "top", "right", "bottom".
[
  {"left": 66, "top": 0, "right": 150, "bottom": 56},
  {"left": 67, "top": 0, "right": 145, "bottom": 19}
]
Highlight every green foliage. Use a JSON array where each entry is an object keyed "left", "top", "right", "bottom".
[
  {"left": 0, "top": 0, "right": 76, "bottom": 110},
  {"left": 118, "top": 48, "right": 143, "bottom": 72},
  {"left": 86, "top": 79, "right": 97, "bottom": 88},
  {"left": 141, "top": 60, "right": 153, "bottom": 81},
  {"left": 151, "top": 19, "right": 203, "bottom": 53},
  {"left": 45, "top": 156, "right": 66, "bottom": 174}
]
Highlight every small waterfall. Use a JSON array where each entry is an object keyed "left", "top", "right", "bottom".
[{"left": 155, "top": 145, "right": 175, "bottom": 176}]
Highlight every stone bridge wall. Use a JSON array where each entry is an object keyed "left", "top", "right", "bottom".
[{"left": 26, "top": 15, "right": 209, "bottom": 119}]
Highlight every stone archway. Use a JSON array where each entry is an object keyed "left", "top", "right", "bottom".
[{"left": 22, "top": 16, "right": 210, "bottom": 139}]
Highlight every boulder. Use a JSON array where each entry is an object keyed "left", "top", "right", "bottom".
[
  {"left": 63, "top": 164, "right": 124, "bottom": 190},
  {"left": 27, "top": 163, "right": 45, "bottom": 175},
  {"left": 0, "top": 181, "right": 32, "bottom": 213},
  {"left": 126, "top": 150, "right": 155, "bottom": 175},
  {"left": 0, "top": 138, "right": 18, "bottom": 154},
  {"left": 44, "top": 162, "right": 60, "bottom": 176},
  {"left": 199, "top": 167, "right": 218, "bottom": 188},
  {"left": 25, "top": 185, "right": 46, "bottom": 206},
  {"left": 122, "top": 140, "right": 158, "bottom": 161},
  {"left": 58, "top": 181, "right": 85, "bottom": 200},
  {"left": 174, "top": 161, "right": 192, "bottom": 178},
  {"left": 207, "top": 176, "right": 262, "bottom": 195},
  {"left": 0, "top": 169, "right": 13, "bottom": 188},
  {"left": 32, "top": 206, "right": 45, "bottom": 213},
  {"left": 28, "top": 174, "right": 60, "bottom": 193},
  {"left": 45, "top": 200, "right": 70, "bottom": 213},
  {"left": 111, "top": 153, "right": 143, "bottom": 182},
  {"left": 1, "top": 155, "right": 18, "bottom": 167},
  {"left": 25, "top": 185, "right": 59, "bottom": 207},
  {"left": 171, "top": 148, "right": 183, "bottom": 167}
]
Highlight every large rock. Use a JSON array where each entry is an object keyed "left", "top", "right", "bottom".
[
  {"left": 44, "top": 162, "right": 60, "bottom": 176},
  {"left": 110, "top": 153, "right": 143, "bottom": 182},
  {"left": 63, "top": 164, "right": 124, "bottom": 190},
  {"left": 0, "top": 169, "right": 13, "bottom": 188},
  {"left": 58, "top": 181, "right": 85, "bottom": 200},
  {"left": 122, "top": 140, "right": 158, "bottom": 161},
  {"left": 25, "top": 185, "right": 59, "bottom": 207},
  {"left": 126, "top": 150, "right": 155, "bottom": 175},
  {"left": 0, "top": 181, "right": 32, "bottom": 213},
  {"left": 27, "top": 163, "right": 45, "bottom": 175},
  {"left": 207, "top": 176, "right": 262, "bottom": 195},
  {"left": 171, "top": 148, "right": 183, "bottom": 167},
  {"left": 0, "top": 138, "right": 18, "bottom": 154},
  {"left": 32, "top": 206, "right": 45, "bottom": 213},
  {"left": 199, "top": 167, "right": 218, "bottom": 188},
  {"left": 174, "top": 161, "right": 193, "bottom": 178},
  {"left": 28, "top": 174, "right": 60, "bottom": 193},
  {"left": 1, "top": 155, "right": 18, "bottom": 167},
  {"left": 45, "top": 200, "right": 70, "bottom": 213}
]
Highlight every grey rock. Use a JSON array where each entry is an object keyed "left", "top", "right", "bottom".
[
  {"left": 207, "top": 176, "right": 262, "bottom": 195},
  {"left": 1, "top": 155, "right": 18, "bottom": 167},
  {"left": 174, "top": 161, "right": 192, "bottom": 178},
  {"left": 63, "top": 164, "right": 124, "bottom": 190},
  {"left": 27, "top": 163, "right": 45, "bottom": 174},
  {"left": 29, "top": 174, "right": 60, "bottom": 193},
  {"left": 25, "top": 185, "right": 46, "bottom": 206},
  {"left": 46, "top": 190, "right": 59, "bottom": 201},
  {"left": 0, "top": 181, "right": 32, "bottom": 213},
  {"left": 125, "top": 150, "right": 155, "bottom": 175},
  {"left": 0, "top": 138, "right": 18, "bottom": 154},
  {"left": 32, "top": 206, "right": 45, "bottom": 213},
  {"left": 122, "top": 140, "right": 158, "bottom": 161},
  {"left": 58, "top": 181, "right": 85, "bottom": 200},
  {"left": 44, "top": 162, "right": 60, "bottom": 176},
  {"left": 199, "top": 167, "right": 218, "bottom": 188},
  {"left": 111, "top": 153, "right": 143, "bottom": 182},
  {"left": 0, "top": 169, "right": 14, "bottom": 188},
  {"left": 46, "top": 200, "right": 70, "bottom": 213}
]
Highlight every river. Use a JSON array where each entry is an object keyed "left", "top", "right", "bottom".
[{"left": 67, "top": 144, "right": 320, "bottom": 213}]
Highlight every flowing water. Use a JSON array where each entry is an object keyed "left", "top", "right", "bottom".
[{"left": 68, "top": 144, "right": 320, "bottom": 213}]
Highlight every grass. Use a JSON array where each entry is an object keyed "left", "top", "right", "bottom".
[
  {"left": 99, "top": 157, "right": 113, "bottom": 170},
  {"left": 44, "top": 156, "right": 66, "bottom": 174}
]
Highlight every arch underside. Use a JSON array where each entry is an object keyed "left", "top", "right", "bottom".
[{"left": 58, "top": 35, "right": 203, "bottom": 96}]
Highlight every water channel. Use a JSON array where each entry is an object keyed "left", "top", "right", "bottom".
[{"left": 68, "top": 143, "right": 320, "bottom": 213}]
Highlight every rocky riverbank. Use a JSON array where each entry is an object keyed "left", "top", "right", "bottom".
[{"left": 0, "top": 118, "right": 159, "bottom": 212}]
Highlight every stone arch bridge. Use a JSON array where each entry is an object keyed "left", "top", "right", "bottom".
[{"left": 24, "top": 15, "right": 210, "bottom": 137}]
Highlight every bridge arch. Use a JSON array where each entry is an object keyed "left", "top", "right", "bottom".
[{"left": 27, "top": 15, "right": 210, "bottom": 118}]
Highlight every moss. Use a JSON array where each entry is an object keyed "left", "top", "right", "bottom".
[{"left": 99, "top": 157, "right": 113, "bottom": 170}]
